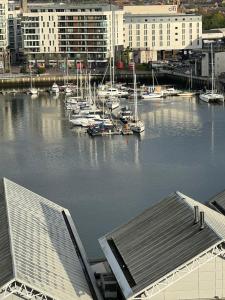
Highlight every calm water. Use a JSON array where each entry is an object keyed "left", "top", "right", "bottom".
[{"left": 0, "top": 93, "right": 225, "bottom": 258}]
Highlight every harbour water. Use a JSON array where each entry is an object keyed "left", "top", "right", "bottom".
[{"left": 1, "top": 93, "right": 225, "bottom": 258}]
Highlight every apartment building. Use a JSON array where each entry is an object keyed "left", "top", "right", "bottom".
[
  {"left": 123, "top": 5, "right": 202, "bottom": 63},
  {"left": 9, "top": 3, "right": 203, "bottom": 65},
  {"left": 0, "top": 0, "right": 9, "bottom": 71},
  {"left": 21, "top": 3, "right": 124, "bottom": 66},
  {"left": 8, "top": 1, "right": 22, "bottom": 62}
]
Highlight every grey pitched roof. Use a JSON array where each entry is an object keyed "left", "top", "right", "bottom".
[
  {"left": 0, "top": 178, "right": 94, "bottom": 300},
  {"left": 208, "top": 189, "right": 225, "bottom": 215},
  {"left": 99, "top": 192, "right": 225, "bottom": 298},
  {"left": 0, "top": 181, "right": 13, "bottom": 287}
]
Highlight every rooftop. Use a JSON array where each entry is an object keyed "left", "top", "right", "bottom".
[
  {"left": 99, "top": 191, "right": 225, "bottom": 299},
  {"left": 0, "top": 178, "right": 95, "bottom": 300}
]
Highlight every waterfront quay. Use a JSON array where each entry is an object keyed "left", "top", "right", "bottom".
[{"left": 0, "top": 69, "right": 219, "bottom": 90}]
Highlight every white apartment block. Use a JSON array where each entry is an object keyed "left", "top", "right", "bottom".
[
  {"left": 13, "top": 3, "right": 203, "bottom": 65},
  {"left": 0, "top": 0, "right": 8, "bottom": 51},
  {"left": 21, "top": 3, "right": 124, "bottom": 65},
  {"left": 0, "top": 0, "right": 9, "bottom": 70},
  {"left": 123, "top": 6, "right": 202, "bottom": 63}
]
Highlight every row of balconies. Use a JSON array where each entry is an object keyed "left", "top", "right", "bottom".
[
  {"left": 58, "top": 16, "right": 107, "bottom": 21},
  {"left": 59, "top": 47, "right": 107, "bottom": 52},
  {"left": 59, "top": 34, "right": 107, "bottom": 39}
]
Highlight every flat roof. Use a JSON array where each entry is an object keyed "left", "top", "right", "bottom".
[
  {"left": 99, "top": 191, "right": 225, "bottom": 298},
  {"left": 124, "top": 13, "right": 200, "bottom": 17},
  {"left": 0, "top": 178, "right": 94, "bottom": 300}
]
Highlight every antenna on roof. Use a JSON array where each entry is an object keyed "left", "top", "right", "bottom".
[
  {"left": 200, "top": 211, "right": 205, "bottom": 230},
  {"left": 194, "top": 206, "right": 199, "bottom": 224}
]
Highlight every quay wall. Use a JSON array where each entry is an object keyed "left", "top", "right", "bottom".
[{"left": 0, "top": 71, "right": 223, "bottom": 90}]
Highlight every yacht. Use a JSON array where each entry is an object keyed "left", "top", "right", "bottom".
[
  {"left": 130, "top": 66, "right": 145, "bottom": 134},
  {"left": 199, "top": 92, "right": 224, "bottom": 103},
  {"left": 199, "top": 44, "right": 224, "bottom": 103},
  {"left": 163, "top": 87, "right": 181, "bottom": 96},
  {"left": 130, "top": 120, "right": 145, "bottom": 133},
  {"left": 28, "top": 87, "right": 38, "bottom": 95},
  {"left": 106, "top": 98, "right": 120, "bottom": 110},
  {"left": 142, "top": 91, "right": 164, "bottom": 100},
  {"left": 51, "top": 82, "right": 59, "bottom": 94},
  {"left": 141, "top": 69, "right": 164, "bottom": 100},
  {"left": 98, "top": 86, "right": 128, "bottom": 97}
]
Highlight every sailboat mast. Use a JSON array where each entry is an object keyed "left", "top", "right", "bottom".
[
  {"left": 133, "top": 64, "right": 138, "bottom": 122},
  {"left": 76, "top": 64, "right": 79, "bottom": 96},
  {"left": 211, "top": 43, "right": 214, "bottom": 94},
  {"left": 88, "top": 72, "right": 92, "bottom": 105},
  {"left": 30, "top": 65, "right": 32, "bottom": 89},
  {"left": 80, "top": 63, "right": 83, "bottom": 99},
  {"left": 66, "top": 56, "right": 69, "bottom": 85},
  {"left": 152, "top": 68, "right": 154, "bottom": 91},
  {"left": 112, "top": 4, "right": 115, "bottom": 86}
]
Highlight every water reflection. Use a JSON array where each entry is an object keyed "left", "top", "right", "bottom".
[{"left": 1, "top": 94, "right": 225, "bottom": 257}]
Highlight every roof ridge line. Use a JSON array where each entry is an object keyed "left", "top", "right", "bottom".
[{"left": 2, "top": 178, "right": 17, "bottom": 279}]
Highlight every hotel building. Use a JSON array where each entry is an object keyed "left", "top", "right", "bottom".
[{"left": 123, "top": 5, "right": 202, "bottom": 63}]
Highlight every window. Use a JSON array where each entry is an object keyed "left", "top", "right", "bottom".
[
  {"left": 144, "top": 41, "right": 147, "bottom": 47},
  {"left": 167, "top": 41, "right": 170, "bottom": 46},
  {"left": 152, "top": 41, "right": 155, "bottom": 46},
  {"left": 152, "top": 24, "right": 155, "bottom": 29},
  {"left": 189, "top": 23, "right": 192, "bottom": 27},
  {"left": 160, "top": 41, "right": 163, "bottom": 46},
  {"left": 144, "top": 24, "right": 147, "bottom": 29},
  {"left": 159, "top": 30, "right": 163, "bottom": 35},
  {"left": 182, "top": 23, "right": 185, "bottom": 28},
  {"left": 175, "top": 38, "right": 178, "bottom": 41},
  {"left": 182, "top": 41, "right": 185, "bottom": 46},
  {"left": 159, "top": 24, "right": 162, "bottom": 29},
  {"left": 175, "top": 26, "right": 178, "bottom": 29}
]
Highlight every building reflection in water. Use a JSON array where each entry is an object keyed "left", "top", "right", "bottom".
[{"left": 0, "top": 95, "right": 204, "bottom": 171}]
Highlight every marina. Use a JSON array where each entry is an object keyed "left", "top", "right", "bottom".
[{"left": 1, "top": 91, "right": 225, "bottom": 258}]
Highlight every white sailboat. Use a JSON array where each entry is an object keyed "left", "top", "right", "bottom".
[
  {"left": 28, "top": 67, "right": 38, "bottom": 95},
  {"left": 51, "top": 82, "right": 59, "bottom": 94},
  {"left": 131, "top": 65, "right": 145, "bottom": 133},
  {"left": 141, "top": 69, "right": 164, "bottom": 100},
  {"left": 177, "top": 69, "right": 196, "bottom": 97},
  {"left": 199, "top": 44, "right": 224, "bottom": 103},
  {"left": 64, "top": 57, "right": 72, "bottom": 95}
]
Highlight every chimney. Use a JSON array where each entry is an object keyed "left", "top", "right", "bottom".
[
  {"left": 194, "top": 206, "right": 199, "bottom": 224},
  {"left": 200, "top": 211, "right": 205, "bottom": 230}
]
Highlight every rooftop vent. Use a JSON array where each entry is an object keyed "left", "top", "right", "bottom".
[
  {"left": 200, "top": 211, "right": 205, "bottom": 230},
  {"left": 194, "top": 205, "right": 199, "bottom": 224}
]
